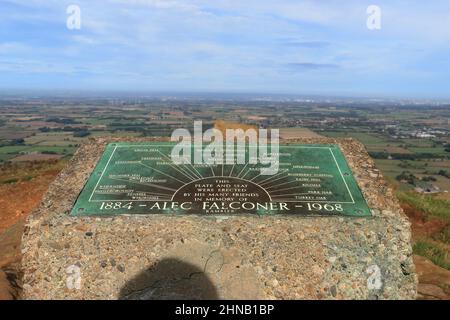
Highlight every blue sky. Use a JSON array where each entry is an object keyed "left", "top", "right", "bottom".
[{"left": 0, "top": 0, "right": 450, "bottom": 99}]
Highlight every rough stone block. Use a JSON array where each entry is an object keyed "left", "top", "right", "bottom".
[{"left": 21, "top": 137, "right": 417, "bottom": 299}]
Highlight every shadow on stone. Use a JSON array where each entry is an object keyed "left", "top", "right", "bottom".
[{"left": 119, "top": 258, "right": 219, "bottom": 300}]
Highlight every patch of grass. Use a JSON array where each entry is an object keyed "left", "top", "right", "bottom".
[
  {"left": 0, "top": 159, "right": 66, "bottom": 183},
  {"left": 397, "top": 192, "right": 450, "bottom": 222},
  {"left": 413, "top": 240, "right": 450, "bottom": 270},
  {"left": 2, "top": 178, "right": 18, "bottom": 184},
  {"left": 433, "top": 225, "right": 450, "bottom": 244}
]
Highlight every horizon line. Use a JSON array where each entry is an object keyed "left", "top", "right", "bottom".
[{"left": 0, "top": 89, "right": 449, "bottom": 104}]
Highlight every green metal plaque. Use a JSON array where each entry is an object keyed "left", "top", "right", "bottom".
[{"left": 71, "top": 143, "right": 371, "bottom": 217}]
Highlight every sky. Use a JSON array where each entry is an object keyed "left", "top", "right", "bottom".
[{"left": 0, "top": 0, "right": 450, "bottom": 99}]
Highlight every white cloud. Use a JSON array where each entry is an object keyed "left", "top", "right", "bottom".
[{"left": 1, "top": 0, "right": 450, "bottom": 96}]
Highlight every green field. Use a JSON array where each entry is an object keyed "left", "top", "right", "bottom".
[
  {"left": 320, "top": 129, "right": 450, "bottom": 198},
  {"left": 24, "top": 132, "right": 84, "bottom": 147},
  {"left": 398, "top": 192, "right": 450, "bottom": 270}
]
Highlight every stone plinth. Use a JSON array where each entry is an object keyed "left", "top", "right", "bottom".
[{"left": 21, "top": 137, "right": 417, "bottom": 299}]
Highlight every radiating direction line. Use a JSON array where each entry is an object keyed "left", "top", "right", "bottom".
[
  {"left": 271, "top": 192, "right": 314, "bottom": 198},
  {"left": 268, "top": 185, "right": 303, "bottom": 194},
  {"left": 207, "top": 164, "right": 216, "bottom": 177},
  {"left": 249, "top": 170, "right": 265, "bottom": 182},
  {"left": 258, "top": 170, "right": 289, "bottom": 186},
  {"left": 260, "top": 174, "right": 289, "bottom": 187},
  {"left": 241, "top": 167, "right": 255, "bottom": 179},
  {"left": 139, "top": 162, "right": 187, "bottom": 185},
  {"left": 265, "top": 179, "right": 297, "bottom": 190},
  {"left": 188, "top": 163, "right": 204, "bottom": 179},
  {"left": 109, "top": 177, "right": 177, "bottom": 192},
  {"left": 156, "top": 150, "right": 197, "bottom": 181},
  {"left": 91, "top": 191, "right": 127, "bottom": 195},
  {"left": 221, "top": 149, "right": 224, "bottom": 177},
  {"left": 228, "top": 163, "right": 235, "bottom": 177},
  {"left": 134, "top": 190, "right": 173, "bottom": 197},
  {"left": 236, "top": 163, "right": 249, "bottom": 178},
  {"left": 182, "top": 164, "right": 202, "bottom": 180}
]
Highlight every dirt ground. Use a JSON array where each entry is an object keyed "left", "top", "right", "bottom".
[
  {"left": 0, "top": 171, "right": 60, "bottom": 232},
  {"left": 10, "top": 154, "right": 63, "bottom": 162},
  {"left": 401, "top": 203, "right": 448, "bottom": 241},
  {"left": 0, "top": 170, "right": 60, "bottom": 299},
  {"left": 401, "top": 204, "right": 450, "bottom": 299}
]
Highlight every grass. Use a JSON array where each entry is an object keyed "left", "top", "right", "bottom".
[
  {"left": 25, "top": 132, "right": 84, "bottom": 147},
  {"left": 321, "top": 131, "right": 386, "bottom": 145},
  {"left": 399, "top": 191, "right": 450, "bottom": 270},
  {"left": 0, "top": 145, "right": 76, "bottom": 158},
  {"left": 0, "top": 153, "right": 14, "bottom": 162},
  {"left": 397, "top": 192, "right": 450, "bottom": 222},
  {"left": 408, "top": 147, "right": 448, "bottom": 155},
  {"left": 413, "top": 240, "right": 450, "bottom": 270},
  {"left": 0, "top": 160, "right": 66, "bottom": 184},
  {"left": 433, "top": 225, "right": 450, "bottom": 244},
  {"left": 402, "top": 138, "right": 435, "bottom": 147},
  {"left": 2, "top": 178, "right": 18, "bottom": 184},
  {"left": 0, "top": 145, "right": 30, "bottom": 154}
]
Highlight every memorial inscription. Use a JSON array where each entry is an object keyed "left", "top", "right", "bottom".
[{"left": 71, "top": 142, "right": 371, "bottom": 216}]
